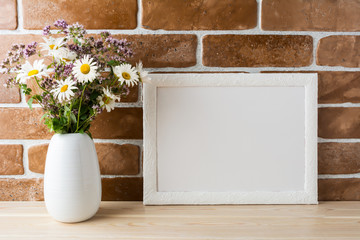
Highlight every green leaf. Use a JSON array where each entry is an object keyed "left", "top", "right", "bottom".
[
  {"left": 33, "top": 94, "right": 42, "bottom": 102},
  {"left": 40, "top": 113, "right": 48, "bottom": 121},
  {"left": 80, "top": 114, "right": 88, "bottom": 120},
  {"left": 27, "top": 97, "right": 33, "bottom": 110},
  {"left": 90, "top": 91, "right": 99, "bottom": 100},
  {"left": 86, "top": 131, "right": 93, "bottom": 139},
  {"left": 107, "top": 60, "right": 120, "bottom": 66},
  {"left": 70, "top": 112, "right": 77, "bottom": 124}
]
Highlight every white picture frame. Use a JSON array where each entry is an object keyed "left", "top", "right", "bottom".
[{"left": 143, "top": 73, "right": 317, "bottom": 205}]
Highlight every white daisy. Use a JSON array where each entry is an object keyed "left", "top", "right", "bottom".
[
  {"left": 16, "top": 60, "right": 50, "bottom": 84},
  {"left": 56, "top": 48, "right": 77, "bottom": 62},
  {"left": 96, "top": 87, "right": 120, "bottom": 112},
  {"left": 136, "top": 61, "right": 151, "bottom": 83},
  {"left": 72, "top": 55, "right": 98, "bottom": 84},
  {"left": 40, "top": 37, "right": 66, "bottom": 57},
  {"left": 113, "top": 63, "right": 139, "bottom": 87},
  {"left": 51, "top": 77, "right": 77, "bottom": 103}
]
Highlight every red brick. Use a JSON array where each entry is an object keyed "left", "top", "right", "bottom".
[
  {"left": 317, "top": 36, "right": 360, "bottom": 68},
  {"left": 262, "top": 0, "right": 360, "bottom": 31},
  {"left": 0, "top": 0, "right": 17, "bottom": 30},
  {"left": 29, "top": 143, "right": 140, "bottom": 175},
  {"left": 114, "top": 34, "right": 197, "bottom": 68},
  {"left": 28, "top": 144, "right": 48, "bottom": 174},
  {"left": 101, "top": 177, "right": 142, "bottom": 201},
  {"left": 0, "top": 107, "right": 142, "bottom": 140},
  {"left": 121, "top": 85, "right": 138, "bottom": 103},
  {"left": 318, "top": 72, "right": 360, "bottom": 104},
  {"left": 90, "top": 108, "right": 143, "bottom": 139},
  {"left": 142, "top": 0, "right": 257, "bottom": 30},
  {"left": 23, "top": 0, "right": 137, "bottom": 29},
  {"left": 0, "top": 108, "right": 52, "bottom": 139},
  {"left": 96, "top": 143, "right": 140, "bottom": 175},
  {"left": 203, "top": 35, "right": 313, "bottom": 67},
  {"left": 318, "top": 108, "right": 360, "bottom": 139},
  {"left": 319, "top": 178, "right": 360, "bottom": 201},
  {"left": 262, "top": 71, "right": 360, "bottom": 104},
  {"left": 0, "top": 78, "right": 20, "bottom": 103},
  {"left": 0, "top": 145, "right": 23, "bottom": 175},
  {"left": 0, "top": 178, "right": 43, "bottom": 201},
  {"left": 0, "top": 35, "right": 43, "bottom": 59},
  {"left": 319, "top": 143, "right": 360, "bottom": 174}
]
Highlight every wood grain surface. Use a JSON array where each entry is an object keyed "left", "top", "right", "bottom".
[{"left": 0, "top": 201, "right": 359, "bottom": 239}]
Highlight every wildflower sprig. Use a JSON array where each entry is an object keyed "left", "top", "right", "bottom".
[{"left": 1, "top": 19, "right": 150, "bottom": 137}]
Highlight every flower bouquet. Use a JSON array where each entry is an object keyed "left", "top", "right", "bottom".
[
  {"left": 0, "top": 19, "right": 150, "bottom": 223},
  {"left": 1, "top": 19, "right": 149, "bottom": 137}
]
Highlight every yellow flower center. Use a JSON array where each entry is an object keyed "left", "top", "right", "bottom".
[
  {"left": 102, "top": 96, "right": 111, "bottom": 105},
  {"left": 60, "top": 85, "right": 68, "bottom": 93},
  {"left": 80, "top": 64, "right": 90, "bottom": 74},
  {"left": 49, "top": 44, "right": 59, "bottom": 50},
  {"left": 28, "top": 69, "right": 39, "bottom": 76},
  {"left": 122, "top": 72, "right": 131, "bottom": 80}
]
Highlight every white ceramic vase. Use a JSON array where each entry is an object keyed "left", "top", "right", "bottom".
[{"left": 44, "top": 133, "right": 101, "bottom": 223}]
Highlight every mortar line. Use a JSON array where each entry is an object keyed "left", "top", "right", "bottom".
[
  {"left": 3, "top": 174, "right": 360, "bottom": 179},
  {"left": 318, "top": 103, "right": 360, "bottom": 108},
  {"left": 257, "top": 0, "right": 262, "bottom": 31},
  {"left": 318, "top": 174, "right": 360, "bottom": 179},
  {"left": 136, "top": 0, "right": 142, "bottom": 30},
  {"left": 1, "top": 28, "right": 360, "bottom": 36},
  {"left": 311, "top": 33, "right": 322, "bottom": 67},
  {"left": 21, "top": 141, "right": 30, "bottom": 177},
  {"left": 318, "top": 138, "right": 360, "bottom": 143},
  {"left": 16, "top": 0, "right": 24, "bottom": 31},
  {"left": 3, "top": 102, "right": 360, "bottom": 108},
  {"left": 196, "top": 32, "right": 206, "bottom": 69}
]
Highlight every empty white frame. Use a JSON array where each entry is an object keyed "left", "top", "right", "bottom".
[{"left": 143, "top": 73, "right": 317, "bottom": 205}]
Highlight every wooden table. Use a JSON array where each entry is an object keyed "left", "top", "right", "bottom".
[{"left": 0, "top": 201, "right": 360, "bottom": 239}]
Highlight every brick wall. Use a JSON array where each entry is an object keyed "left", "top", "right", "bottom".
[{"left": 0, "top": 0, "right": 359, "bottom": 201}]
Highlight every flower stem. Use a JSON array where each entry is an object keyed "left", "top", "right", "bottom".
[
  {"left": 75, "top": 84, "right": 88, "bottom": 132},
  {"left": 33, "top": 76, "right": 46, "bottom": 92},
  {"left": 67, "top": 102, "right": 73, "bottom": 132},
  {"left": 77, "top": 111, "right": 96, "bottom": 130}
]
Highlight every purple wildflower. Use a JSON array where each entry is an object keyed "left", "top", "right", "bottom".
[
  {"left": 42, "top": 25, "right": 51, "bottom": 35},
  {"left": 11, "top": 44, "right": 19, "bottom": 51},
  {"left": 67, "top": 23, "right": 86, "bottom": 40},
  {"left": 4, "top": 77, "right": 16, "bottom": 87},
  {"left": 63, "top": 63, "right": 74, "bottom": 77},
  {"left": 23, "top": 42, "right": 37, "bottom": 58},
  {"left": 100, "top": 31, "right": 111, "bottom": 39},
  {"left": 55, "top": 62, "right": 74, "bottom": 78},
  {"left": 122, "top": 85, "right": 130, "bottom": 97},
  {"left": 54, "top": 19, "right": 68, "bottom": 29},
  {"left": 40, "top": 77, "right": 56, "bottom": 90},
  {"left": 92, "top": 104, "right": 103, "bottom": 115},
  {"left": 68, "top": 44, "right": 81, "bottom": 54}
]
